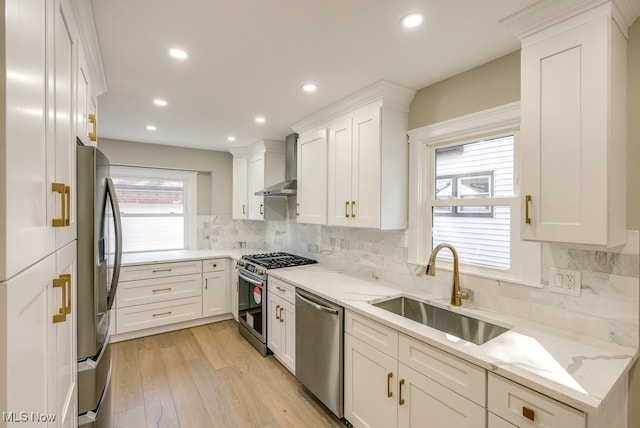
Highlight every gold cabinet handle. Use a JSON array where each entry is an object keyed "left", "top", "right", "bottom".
[
  {"left": 275, "top": 304, "right": 280, "bottom": 320},
  {"left": 276, "top": 286, "right": 286, "bottom": 292},
  {"left": 52, "top": 183, "right": 67, "bottom": 227},
  {"left": 152, "top": 268, "right": 172, "bottom": 273},
  {"left": 351, "top": 200, "right": 356, "bottom": 218},
  {"left": 242, "top": 204, "right": 246, "bottom": 215},
  {"left": 152, "top": 287, "right": 172, "bottom": 293},
  {"left": 260, "top": 204, "right": 264, "bottom": 215},
  {"left": 52, "top": 274, "right": 71, "bottom": 323},
  {"left": 399, "top": 379, "right": 405, "bottom": 405},
  {"left": 64, "top": 185, "right": 70, "bottom": 226},
  {"left": 88, "top": 113, "right": 97, "bottom": 141},
  {"left": 296, "top": 203, "right": 300, "bottom": 217},
  {"left": 525, "top": 195, "right": 532, "bottom": 224},
  {"left": 212, "top": 263, "right": 217, "bottom": 268},
  {"left": 522, "top": 406, "right": 535, "bottom": 421},
  {"left": 345, "top": 201, "right": 349, "bottom": 218},
  {"left": 387, "top": 372, "right": 393, "bottom": 398},
  {"left": 152, "top": 311, "right": 172, "bottom": 317},
  {"left": 279, "top": 306, "right": 284, "bottom": 322}
]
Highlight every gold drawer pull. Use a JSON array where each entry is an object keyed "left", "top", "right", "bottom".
[
  {"left": 52, "top": 183, "right": 70, "bottom": 227},
  {"left": 525, "top": 194, "right": 532, "bottom": 224},
  {"left": 211, "top": 263, "right": 217, "bottom": 268},
  {"left": 399, "top": 379, "right": 405, "bottom": 405},
  {"left": 275, "top": 304, "right": 281, "bottom": 320},
  {"left": 522, "top": 406, "right": 535, "bottom": 421},
  {"left": 276, "top": 286, "right": 286, "bottom": 292},
  {"left": 387, "top": 372, "right": 393, "bottom": 398},
  {"left": 345, "top": 201, "right": 349, "bottom": 218},
  {"left": 152, "top": 311, "right": 172, "bottom": 317},
  {"left": 152, "top": 268, "right": 172, "bottom": 273},
  {"left": 351, "top": 200, "right": 356, "bottom": 218},
  {"left": 53, "top": 276, "right": 67, "bottom": 323},
  {"left": 279, "top": 306, "right": 284, "bottom": 322},
  {"left": 152, "top": 287, "right": 172, "bottom": 293},
  {"left": 88, "top": 113, "right": 97, "bottom": 141},
  {"left": 296, "top": 203, "right": 300, "bottom": 216},
  {"left": 242, "top": 204, "right": 246, "bottom": 215},
  {"left": 260, "top": 204, "right": 264, "bottom": 215}
]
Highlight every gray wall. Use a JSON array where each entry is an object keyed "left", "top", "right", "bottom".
[
  {"left": 97, "top": 138, "right": 232, "bottom": 215},
  {"left": 408, "top": 18, "right": 640, "bottom": 426}
]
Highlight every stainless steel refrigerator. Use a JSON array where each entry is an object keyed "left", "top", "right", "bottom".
[{"left": 76, "top": 145, "right": 122, "bottom": 427}]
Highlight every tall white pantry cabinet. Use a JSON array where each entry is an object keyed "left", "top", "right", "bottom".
[{"left": 0, "top": 0, "right": 105, "bottom": 426}]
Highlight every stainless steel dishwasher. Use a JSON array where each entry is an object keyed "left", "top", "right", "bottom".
[{"left": 295, "top": 288, "right": 344, "bottom": 418}]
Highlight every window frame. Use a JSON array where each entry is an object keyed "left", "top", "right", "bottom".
[
  {"left": 407, "top": 102, "right": 541, "bottom": 286},
  {"left": 110, "top": 165, "right": 198, "bottom": 253}
]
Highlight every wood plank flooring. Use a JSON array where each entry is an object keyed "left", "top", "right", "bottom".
[{"left": 111, "top": 320, "right": 346, "bottom": 428}]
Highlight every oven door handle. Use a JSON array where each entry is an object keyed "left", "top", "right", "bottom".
[
  {"left": 296, "top": 291, "right": 339, "bottom": 315},
  {"left": 238, "top": 270, "right": 264, "bottom": 287}
]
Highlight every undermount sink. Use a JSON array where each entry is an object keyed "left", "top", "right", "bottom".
[{"left": 372, "top": 296, "right": 510, "bottom": 345}]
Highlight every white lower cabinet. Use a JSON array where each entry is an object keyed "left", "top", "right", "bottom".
[
  {"left": 1, "top": 242, "right": 77, "bottom": 428},
  {"left": 267, "top": 277, "right": 296, "bottom": 373},
  {"left": 488, "top": 373, "right": 585, "bottom": 428},
  {"left": 202, "top": 258, "right": 230, "bottom": 317},
  {"left": 344, "top": 310, "right": 485, "bottom": 428}
]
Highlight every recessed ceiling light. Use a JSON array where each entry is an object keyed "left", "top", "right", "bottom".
[
  {"left": 227, "top": 136, "right": 236, "bottom": 142},
  {"left": 302, "top": 83, "right": 317, "bottom": 93},
  {"left": 168, "top": 48, "right": 188, "bottom": 60},
  {"left": 401, "top": 12, "right": 424, "bottom": 28},
  {"left": 255, "top": 117, "right": 266, "bottom": 124},
  {"left": 153, "top": 99, "right": 168, "bottom": 106},
  {"left": 146, "top": 125, "right": 157, "bottom": 131}
]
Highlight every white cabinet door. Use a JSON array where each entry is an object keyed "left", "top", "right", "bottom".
[
  {"left": 398, "top": 363, "right": 485, "bottom": 428},
  {"left": 232, "top": 156, "right": 248, "bottom": 219},
  {"left": 520, "top": 13, "right": 626, "bottom": 246},
  {"left": 297, "top": 129, "right": 327, "bottom": 224},
  {"left": 267, "top": 293, "right": 283, "bottom": 356},
  {"left": 51, "top": 241, "right": 77, "bottom": 428},
  {"left": 279, "top": 298, "right": 295, "bottom": 373},
  {"left": 202, "top": 270, "right": 229, "bottom": 317},
  {"left": 2, "top": 254, "right": 54, "bottom": 426},
  {"left": 76, "top": 46, "right": 97, "bottom": 148},
  {"left": 1, "top": 0, "right": 54, "bottom": 281},
  {"left": 52, "top": 0, "right": 77, "bottom": 250},
  {"left": 328, "top": 117, "right": 353, "bottom": 227},
  {"left": 351, "top": 105, "right": 381, "bottom": 228},
  {"left": 345, "top": 333, "right": 398, "bottom": 428},
  {"left": 248, "top": 152, "right": 265, "bottom": 220}
]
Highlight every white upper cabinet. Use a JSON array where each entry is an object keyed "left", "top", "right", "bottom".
[
  {"left": 76, "top": 46, "right": 98, "bottom": 147},
  {"left": 504, "top": 0, "right": 638, "bottom": 246},
  {"left": 230, "top": 140, "right": 286, "bottom": 221},
  {"left": 232, "top": 156, "right": 248, "bottom": 219},
  {"left": 292, "top": 81, "right": 415, "bottom": 230},
  {"left": 296, "top": 129, "right": 328, "bottom": 224}
]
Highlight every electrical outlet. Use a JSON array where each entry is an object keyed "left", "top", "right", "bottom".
[{"left": 548, "top": 267, "right": 581, "bottom": 296}]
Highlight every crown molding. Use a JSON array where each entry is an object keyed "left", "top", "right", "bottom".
[
  {"left": 407, "top": 102, "right": 520, "bottom": 146},
  {"left": 291, "top": 80, "right": 416, "bottom": 133},
  {"left": 501, "top": 0, "right": 640, "bottom": 40},
  {"left": 229, "top": 140, "right": 284, "bottom": 157}
]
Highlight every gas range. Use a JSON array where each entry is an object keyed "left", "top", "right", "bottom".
[{"left": 236, "top": 252, "right": 317, "bottom": 280}]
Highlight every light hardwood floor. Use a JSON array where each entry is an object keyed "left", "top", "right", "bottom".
[{"left": 111, "top": 320, "right": 345, "bottom": 428}]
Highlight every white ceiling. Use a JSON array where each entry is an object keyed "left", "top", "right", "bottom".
[{"left": 90, "top": 0, "right": 537, "bottom": 151}]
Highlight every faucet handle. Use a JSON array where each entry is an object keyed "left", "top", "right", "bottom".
[{"left": 457, "top": 289, "right": 470, "bottom": 301}]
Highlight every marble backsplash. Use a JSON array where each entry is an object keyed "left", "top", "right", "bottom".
[{"left": 198, "top": 214, "right": 639, "bottom": 348}]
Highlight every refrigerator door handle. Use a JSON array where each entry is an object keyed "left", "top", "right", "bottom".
[{"left": 105, "top": 177, "right": 122, "bottom": 311}]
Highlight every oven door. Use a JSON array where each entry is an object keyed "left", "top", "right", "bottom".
[{"left": 237, "top": 269, "right": 266, "bottom": 342}]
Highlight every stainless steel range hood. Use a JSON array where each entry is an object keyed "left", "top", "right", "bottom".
[{"left": 255, "top": 132, "right": 298, "bottom": 196}]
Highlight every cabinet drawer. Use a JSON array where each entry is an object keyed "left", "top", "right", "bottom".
[
  {"left": 399, "top": 334, "right": 486, "bottom": 406},
  {"left": 116, "top": 274, "right": 202, "bottom": 308},
  {"left": 120, "top": 260, "right": 203, "bottom": 282},
  {"left": 268, "top": 277, "right": 296, "bottom": 304},
  {"left": 116, "top": 296, "right": 203, "bottom": 334},
  {"left": 202, "top": 258, "right": 227, "bottom": 273},
  {"left": 488, "top": 413, "right": 517, "bottom": 428},
  {"left": 345, "top": 310, "right": 398, "bottom": 358},
  {"left": 488, "top": 373, "right": 585, "bottom": 428}
]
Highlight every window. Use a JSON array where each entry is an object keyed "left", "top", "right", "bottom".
[
  {"left": 407, "top": 102, "right": 540, "bottom": 285},
  {"left": 111, "top": 166, "right": 197, "bottom": 252}
]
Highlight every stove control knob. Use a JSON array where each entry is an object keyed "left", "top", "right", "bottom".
[
  {"left": 257, "top": 268, "right": 265, "bottom": 276},
  {"left": 236, "top": 260, "right": 245, "bottom": 268}
]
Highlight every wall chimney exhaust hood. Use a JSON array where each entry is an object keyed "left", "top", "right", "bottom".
[{"left": 255, "top": 133, "right": 298, "bottom": 196}]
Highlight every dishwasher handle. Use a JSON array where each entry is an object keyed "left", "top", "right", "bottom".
[{"left": 296, "top": 291, "right": 339, "bottom": 315}]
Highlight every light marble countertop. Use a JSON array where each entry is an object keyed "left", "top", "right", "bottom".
[
  {"left": 120, "top": 249, "right": 250, "bottom": 266},
  {"left": 268, "top": 263, "right": 638, "bottom": 415},
  {"left": 118, "top": 250, "right": 637, "bottom": 414}
]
